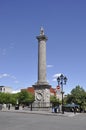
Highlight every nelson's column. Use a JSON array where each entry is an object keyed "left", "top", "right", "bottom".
[{"left": 33, "top": 27, "right": 51, "bottom": 107}]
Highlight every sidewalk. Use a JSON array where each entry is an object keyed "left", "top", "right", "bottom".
[{"left": 1, "top": 107, "right": 79, "bottom": 117}]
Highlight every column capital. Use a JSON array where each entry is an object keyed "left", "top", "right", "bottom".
[
  {"left": 36, "top": 35, "right": 48, "bottom": 41},
  {"left": 36, "top": 27, "right": 48, "bottom": 41}
]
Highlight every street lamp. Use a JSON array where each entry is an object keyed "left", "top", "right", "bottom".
[{"left": 57, "top": 74, "right": 67, "bottom": 114}]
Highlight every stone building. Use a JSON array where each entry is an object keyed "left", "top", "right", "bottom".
[{"left": 0, "top": 86, "right": 12, "bottom": 93}]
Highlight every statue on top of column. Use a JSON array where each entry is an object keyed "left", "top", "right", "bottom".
[{"left": 40, "top": 27, "right": 44, "bottom": 35}]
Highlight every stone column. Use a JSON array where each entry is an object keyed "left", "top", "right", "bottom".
[
  {"left": 36, "top": 27, "right": 48, "bottom": 85},
  {"left": 33, "top": 27, "right": 51, "bottom": 106}
]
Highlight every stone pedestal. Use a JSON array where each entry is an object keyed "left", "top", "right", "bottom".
[{"left": 33, "top": 85, "right": 51, "bottom": 106}]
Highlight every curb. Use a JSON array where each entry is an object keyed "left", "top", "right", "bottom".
[{"left": 1, "top": 109, "right": 78, "bottom": 117}]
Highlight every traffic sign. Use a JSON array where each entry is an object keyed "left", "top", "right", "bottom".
[{"left": 57, "top": 85, "right": 60, "bottom": 89}]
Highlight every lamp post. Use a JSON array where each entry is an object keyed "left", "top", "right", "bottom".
[{"left": 57, "top": 74, "right": 67, "bottom": 114}]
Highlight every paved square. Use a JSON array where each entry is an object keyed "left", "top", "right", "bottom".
[{"left": 0, "top": 111, "right": 86, "bottom": 130}]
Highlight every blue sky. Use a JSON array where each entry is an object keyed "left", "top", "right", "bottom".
[{"left": 0, "top": 0, "right": 86, "bottom": 94}]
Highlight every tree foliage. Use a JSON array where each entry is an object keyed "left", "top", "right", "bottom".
[
  {"left": 65, "top": 85, "right": 86, "bottom": 110},
  {"left": 18, "top": 90, "right": 35, "bottom": 104},
  {"left": 0, "top": 92, "right": 18, "bottom": 104},
  {"left": 0, "top": 90, "right": 35, "bottom": 105},
  {"left": 50, "top": 95, "right": 61, "bottom": 106}
]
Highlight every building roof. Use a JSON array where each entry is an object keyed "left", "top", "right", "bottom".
[
  {"left": 0, "top": 86, "right": 4, "bottom": 88},
  {"left": 21, "top": 86, "right": 56, "bottom": 95}
]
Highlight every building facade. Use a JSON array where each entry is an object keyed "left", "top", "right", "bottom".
[{"left": 0, "top": 86, "right": 12, "bottom": 93}]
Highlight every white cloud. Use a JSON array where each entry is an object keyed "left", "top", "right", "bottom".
[
  {"left": 52, "top": 78, "right": 57, "bottom": 82},
  {"left": 0, "top": 73, "right": 19, "bottom": 84},
  {"left": 53, "top": 73, "right": 61, "bottom": 78},
  {"left": 0, "top": 73, "right": 10, "bottom": 78},
  {"left": 52, "top": 73, "right": 61, "bottom": 82},
  {"left": 12, "top": 89, "right": 20, "bottom": 93},
  {"left": 11, "top": 75, "right": 17, "bottom": 80},
  {"left": 14, "top": 80, "right": 19, "bottom": 84},
  {"left": 47, "top": 64, "right": 53, "bottom": 68}
]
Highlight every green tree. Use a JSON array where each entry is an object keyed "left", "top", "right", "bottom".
[
  {"left": 71, "top": 86, "right": 86, "bottom": 104},
  {"left": 18, "top": 90, "right": 34, "bottom": 105},
  {"left": 50, "top": 95, "right": 61, "bottom": 107},
  {"left": 0, "top": 92, "right": 4, "bottom": 103},
  {"left": 0, "top": 91, "right": 35, "bottom": 105},
  {"left": 65, "top": 85, "right": 86, "bottom": 111},
  {"left": 0, "top": 92, "right": 11, "bottom": 104},
  {"left": 10, "top": 93, "right": 19, "bottom": 105},
  {"left": 64, "top": 94, "right": 73, "bottom": 104}
]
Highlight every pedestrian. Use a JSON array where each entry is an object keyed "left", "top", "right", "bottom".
[
  {"left": 74, "top": 107, "right": 76, "bottom": 114},
  {"left": 8, "top": 104, "right": 10, "bottom": 110}
]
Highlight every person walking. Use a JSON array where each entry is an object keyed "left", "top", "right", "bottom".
[{"left": 8, "top": 104, "right": 10, "bottom": 110}]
